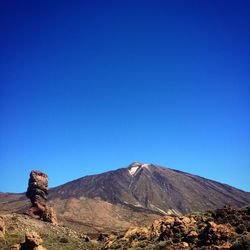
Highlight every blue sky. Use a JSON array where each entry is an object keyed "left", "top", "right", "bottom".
[{"left": 0, "top": 1, "right": 249, "bottom": 193}]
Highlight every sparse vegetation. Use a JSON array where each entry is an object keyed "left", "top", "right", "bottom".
[
  {"left": 235, "top": 224, "right": 247, "bottom": 234},
  {"left": 158, "top": 240, "right": 168, "bottom": 248},
  {"left": 104, "top": 206, "right": 250, "bottom": 250},
  {"left": 0, "top": 214, "right": 102, "bottom": 250},
  {"left": 1, "top": 206, "right": 250, "bottom": 250},
  {"left": 231, "top": 235, "right": 250, "bottom": 250}
]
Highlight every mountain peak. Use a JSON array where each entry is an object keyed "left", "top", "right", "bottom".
[
  {"left": 40, "top": 162, "right": 250, "bottom": 217},
  {"left": 127, "top": 162, "right": 152, "bottom": 176},
  {"left": 1, "top": 162, "right": 250, "bottom": 236},
  {"left": 128, "top": 162, "right": 143, "bottom": 167},
  {"left": 128, "top": 162, "right": 153, "bottom": 168}
]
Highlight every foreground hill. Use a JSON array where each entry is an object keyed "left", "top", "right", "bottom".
[
  {"left": 0, "top": 213, "right": 101, "bottom": 250},
  {"left": 1, "top": 162, "right": 250, "bottom": 233},
  {"left": 0, "top": 206, "right": 249, "bottom": 250}
]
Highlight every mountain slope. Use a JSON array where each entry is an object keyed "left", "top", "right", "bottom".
[
  {"left": 1, "top": 162, "right": 250, "bottom": 233},
  {"left": 50, "top": 162, "right": 250, "bottom": 215}
]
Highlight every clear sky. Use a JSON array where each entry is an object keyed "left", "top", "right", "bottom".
[{"left": 0, "top": 1, "right": 249, "bottom": 193}]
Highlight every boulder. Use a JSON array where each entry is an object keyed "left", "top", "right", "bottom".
[
  {"left": 185, "top": 230, "right": 198, "bottom": 243},
  {"left": 0, "top": 216, "right": 5, "bottom": 239},
  {"left": 200, "top": 221, "right": 235, "bottom": 246},
  {"left": 150, "top": 216, "right": 175, "bottom": 240},
  {"left": 124, "top": 226, "right": 150, "bottom": 240},
  {"left": 11, "top": 231, "right": 47, "bottom": 250},
  {"left": 150, "top": 215, "right": 197, "bottom": 242},
  {"left": 10, "top": 244, "right": 21, "bottom": 250},
  {"left": 97, "top": 233, "right": 109, "bottom": 241}
]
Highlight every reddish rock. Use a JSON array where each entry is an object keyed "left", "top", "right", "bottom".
[
  {"left": 124, "top": 227, "right": 150, "bottom": 239},
  {"left": 150, "top": 216, "right": 175, "bottom": 240},
  {"left": 0, "top": 216, "right": 5, "bottom": 240},
  {"left": 42, "top": 206, "right": 57, "bottom": 225},
  {"left": 11, "top": 231, "right": 47, "bottom": 250},
  {"left": 150, "top": 215, "right": 198, "bottom": 242},
  {"left": 10, "top": 244, "right": 20, "bottom": 250},
  {"left": 186, "top": 230, "right": 198, "bottom": 243},
  {"left": 104, "top": 206, "right": 250, "bottom": 250},
  {"left": 26, "top": 171, "right": 48, "bottom": 217},
  {"left": 26, "top": 170, "right": 57, "bottom": 225},
  {"left": 177, "top": 241, "right": 190, "bottom": 249},
  {"left": 200, "top": 221, "right": 235, "bottom": 246},
  {"left": 23, "top": 231, "right": 43, "bottom": 246}
]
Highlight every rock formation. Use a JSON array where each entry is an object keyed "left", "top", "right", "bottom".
[
  {"left": 0, "top": 216, "right": 5, "bottom": 240},
  {"left": 26, "top": 171, "right": 48, "bottom": 215},
  {"left": 10, "top": 231, "right": 46, "bottom": 250},
  {"left": 104, "top": 205, "right": 250, "bottom": 249},
  {"left": 26, "top": 170, "right": 57, "bottom": 225}
]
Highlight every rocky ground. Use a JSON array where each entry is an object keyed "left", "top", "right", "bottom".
[
  {"left": 104, "top": 205, "right": 250, "bottom": 250},
  {"left": 0, "top": 213, "right": 102, "bottom": 250},
  {"left": 0, "top": 205, "right": 249, "bottom": 249}
]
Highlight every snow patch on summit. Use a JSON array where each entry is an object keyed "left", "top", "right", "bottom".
[
  {"left": 141, "top": 164, "right": 150, "bottom": 169},
  {"left": 128, "top": 166, "right": 139, "bottom": 176}
]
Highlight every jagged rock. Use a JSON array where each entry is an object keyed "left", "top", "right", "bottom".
[
  {"left": 41, "top": 206, "right": 57, "bottom": 225},
  {"left": 200, "top": 221, "right": 235, "bottom": 246},
  {"left": 182, "top": 242, "right": 189, "bottom": 248},
  {"left": 79, "top": 233, "right": 90, "bottom": 242},
  {"left": 97, "top": 233, "right": 109, "bottom": 241},
  {"left": 0, "top": 216, "right": 5, "bottom": 239},
  {"left": 150, "top": 215, "right": 197, "bottom": 243},
  {"left": 186, "top": 230, "right": 198, "bottom": 243},
  {"left": 22, "top": 231, "right": 43, "bottom": 247},
  {"left": 174, "top": 242, "right": 190, "bottom": 249},
  {"left": 26, "top": 170, "right": 57, "bottom": 225},
  {"left": 151, "top": 216, "right": 175, "bottom": 240},
  {"left": 10, "top": 244, "right": 20, "bottom": 250},
  {"left": 124, "top": 226, "right": 150, "bottom": 239},
  {"left": 26, "top": 170, "right": 48, "bottom": 215},
  {"left": 103, "top": 205, "right": 250, "bottom": 250},
  {"left": 11, "top": 231, "right": 47, "bottom": 250}
]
